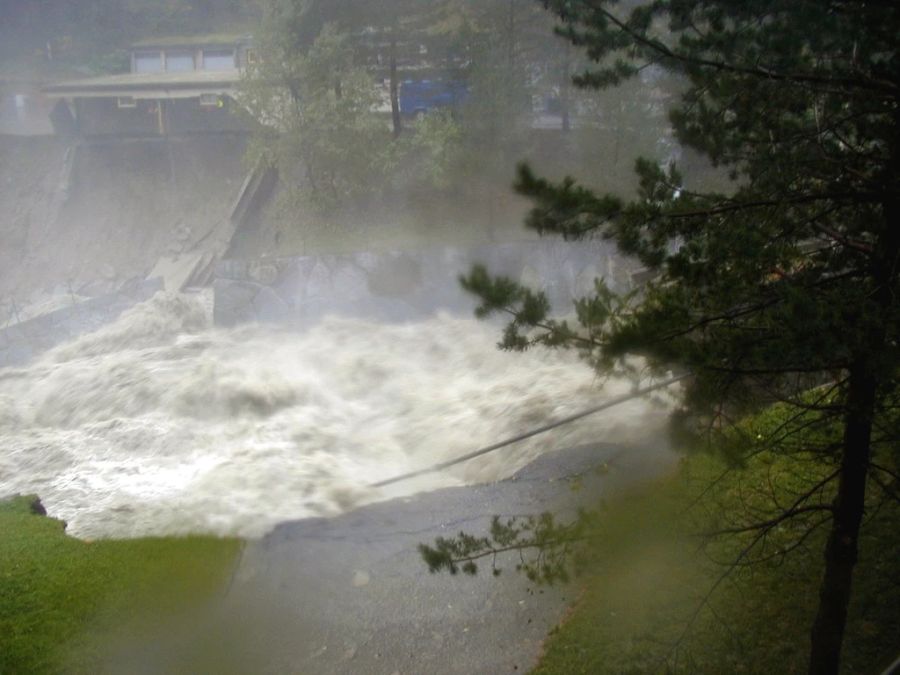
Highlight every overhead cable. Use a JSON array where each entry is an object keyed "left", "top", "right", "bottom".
[{"left": 369, "top": 373, "right": 689, "bottom": 488}]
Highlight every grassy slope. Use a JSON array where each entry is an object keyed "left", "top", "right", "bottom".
[
  {"left": 532, "top": 445, "right": 900, "bottom": 673},
  {"left": 0, "top": 496, "right": 241, "bottom": 674}
]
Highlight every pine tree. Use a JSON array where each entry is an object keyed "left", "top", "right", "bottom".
[{"left": 457, "top": 2, "right": 899, "bottom": 673}]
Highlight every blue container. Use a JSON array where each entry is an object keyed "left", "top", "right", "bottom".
[{"left": 399, "top": 79, "right": 468, "bottom": 117}]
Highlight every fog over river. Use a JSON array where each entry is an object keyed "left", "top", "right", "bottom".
[{"left": 0, "top": 292, "right": 673, "bottom": 539}]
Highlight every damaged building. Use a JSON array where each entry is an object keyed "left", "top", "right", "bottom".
[{"left": 43, "top": 35, "right": 255, "bottom": 137}]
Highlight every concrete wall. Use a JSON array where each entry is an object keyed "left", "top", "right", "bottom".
[
  {"left": 0, "top": 85, "right": 54, "bottom": 136},
  {"left": 214, "top": 240, "right": 629, "bottom": 328},
  {"left": 0, "top": 134, "right": 249, "bottom": 304}
]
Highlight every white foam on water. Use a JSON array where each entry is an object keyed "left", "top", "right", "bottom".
[{"left": 0, "top": 292, "right": 674, "bottom": 539}]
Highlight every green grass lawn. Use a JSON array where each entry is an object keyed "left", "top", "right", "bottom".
[
  {"left": 532, "top": 446, "right": 900, "bottom": 673},
  {"left": 0, "top": 496, "right": 241, "bottom": 674}
]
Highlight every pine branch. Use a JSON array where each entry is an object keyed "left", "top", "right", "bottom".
[
  {"left": 702, "top": 503, "right": 833, "bottom": 537},
  {"left": 870, "top": 473, "right": 900, "bottom": 506},
  {"left": 575, "top": 1, "right": 898, "bottom": 95},
  {"left": 701, "top": 470, "right": 839, "bottom": 538},
  {"left": 662, "top": 192, "right": 881, "bottom": 221}
]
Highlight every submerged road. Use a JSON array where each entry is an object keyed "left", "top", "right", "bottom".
[{"left": 111, "top": 440, "right": 676, "bottom": 674}]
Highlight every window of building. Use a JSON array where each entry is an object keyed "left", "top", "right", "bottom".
[
  {"left": 165, "top": 50, "right": 195, "bottom": 72},
  {"left": 202, "top": 49, "right": 235, "bottom": 71},
  {"left": 245, "top": 48, "right": 259, "bottom": 66},
  {"left": 134, "top": 51, "right": 163, "bottom": 73},
  {"left": 117, "top": 96, "right": 137, "bottom": 108}
]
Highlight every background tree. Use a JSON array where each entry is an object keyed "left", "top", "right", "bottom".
[
  {"left": 285, "top": 0, "right": 462, "bottom": 138},
  {"left": 436, "top": 2, "right": 899, "bottom": 673},
  {"left": 452, "top": 0, "right": 557, "bottom": 179},
  {"left": 0, "top": 0, "right": 260, "bottom": 71},
  {"left": 241, "top": 1, "right": 473, "bottom": 213},
  {"left": 241, "top": 21, "right": 392, "bottom": 211}
]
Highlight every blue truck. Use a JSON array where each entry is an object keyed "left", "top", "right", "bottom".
[{"left": 398, "top": 79, "right": 468, "bottom": 117}]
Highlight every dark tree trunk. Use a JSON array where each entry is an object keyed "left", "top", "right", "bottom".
[
  {"left": 808, "top": 139, "right": 899, "bottom": 674},
  {"left": 389, "top": 35, "right": 401, "bottom": 138},
  {"left": 807, "top": 361, "right": 874, "bottom": 675}
]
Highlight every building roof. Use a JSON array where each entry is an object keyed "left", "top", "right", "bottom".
[
  {"left": 131, "top": 34, "right": 252, "bottom": 49},
  {"left": 42, "top": 70, "right": 241, "bottom": 99}
]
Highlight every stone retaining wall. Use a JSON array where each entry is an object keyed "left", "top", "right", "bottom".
[{"left": 214, "top": 240, "right": 630, "bottom": 327}]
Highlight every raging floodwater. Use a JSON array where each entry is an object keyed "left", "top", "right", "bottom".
[{"left": 0, "top": 292, "right": 673, "bottom": 539}]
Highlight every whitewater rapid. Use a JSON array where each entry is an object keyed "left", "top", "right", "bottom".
[{"left": 0, "top": 292, "right": 674, "bottom": 539}]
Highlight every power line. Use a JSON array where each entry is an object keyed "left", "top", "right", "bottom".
[{"left": 369, "top": 373, "right": 688, "bottom": 488}]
